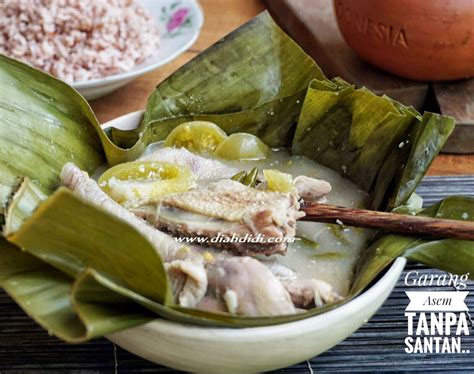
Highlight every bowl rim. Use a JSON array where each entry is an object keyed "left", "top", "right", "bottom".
[
  {"left": 72, "top": 0, "right": 204, "bottom": 89},
  {"left": 108, "top": 258, "right": 406, "bottom": 339},
  {"left": 102, "top": 110, "right": 406, "bottom": 335}
]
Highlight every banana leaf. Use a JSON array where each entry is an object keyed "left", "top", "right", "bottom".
[
  {"left": 0, "top": 53, "right": 130, "bottom": 214},
  {"left": 4, "top": 177, "right": 47, "bottom": 234},
  {"left": 2, "top": 194, "right": 472, "bottom": 343},
  {"left": 0, "top": 11, "right": 471, "bottom": 343},
  {"left": 0, "top": 239, "right": 154, "bottom": 342},
  {"left": 352, "top": 196, "right": 474, "bottom": 293},
  {"left": 0, "top": 54, "right": 112, "bottom": 225},
  {"left": 0, "top": 55, "right": 104, "bottom": 192},
  {"left": 5, "top": 187, "right": 172, "bottom": 305},
  {"left": 109, "top": 12, "right": 327, "bottom": 154},
  {"left": 292, "top": 81, "right": 455, "bottom": 210}
]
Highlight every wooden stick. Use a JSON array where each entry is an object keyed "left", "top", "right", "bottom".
[{"left": 300, "top": 202, "right": 474, "bottom": 240}]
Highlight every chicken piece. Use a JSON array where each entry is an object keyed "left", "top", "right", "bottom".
[
  {"left": 61, "top": 163, "right": 180, "bottom": 261},
  {"left": 60, "top": 163, "right": 207, "bottom": 307},
  {"left": 284, "top": 279, "right": 342, "bottom": 308},
  {"left": 260, "top": 259, "right": 298, "bottom": 282},
  {"left": 195, "top": 295, "right": 228, "bottom": 313},
  {"left": 165, "top": 259, "right": 208, "bottom": 307},
  {"left": 294, "top": 175, "right": 332, "bottom": 201},
  {"left": 206, "top": 257, "right": 296, "bottom": 316},
  {"left": 139, "top": 147, "right": 238, "bottom": 181},
  {"left": 138, "top": 179, "right": 305, "bottom": 256},
  {"left": 261, "top": 260, "right": 340, "bottom": 308}
]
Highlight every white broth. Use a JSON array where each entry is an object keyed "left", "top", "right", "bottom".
[
  {"left": 222, "top": 150, "right": 372, "bottom": 296},
  {"left": 141, "top": 143, "right": 373, "bottom": 296}
]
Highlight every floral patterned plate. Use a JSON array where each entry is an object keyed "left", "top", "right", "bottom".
[{"left": 72, "top": 0, "right": 204, "bottom": 100}]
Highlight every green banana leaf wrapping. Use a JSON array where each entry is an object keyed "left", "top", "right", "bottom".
[
  {"left": 0, "top": 239, "right": 154, "bottom": 342},
  {"left": 351, "top": 197, "right": 474, "bottom": 293},
  {"left": 110, "top": 13, "right": 326, "bottom": 154},
  {"left": 0, "top": 55, "right": 103, "bottom": 192},
  {"left": 0, "top": 12, "right": 472, "bottom": 342}
]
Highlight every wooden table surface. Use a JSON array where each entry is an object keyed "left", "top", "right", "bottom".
[{"left": 89, "top": 0, "right": 474, "bottom": 176}]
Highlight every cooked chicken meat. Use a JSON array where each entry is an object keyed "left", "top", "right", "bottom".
[
  {"left": 294, "top": 175, "right": 332, "bottom": 201},
  {"left": 61, "top": 163, "right": 180, "bottom": 260},
  {"left": 61, "top": 157, "right": 342, "bottom": 316},
  {"left": 139, "top": 147, "right": 238, "bottom": 181},
  {"left": 137, "top": 179, "right": 305, "bottom": 256},
  {"left": 60, "top": 162, "right": 208, "bottom": 307},
  {"left": 260, "top": 259, "right": 298, "bottom": 282},
  {"left": 165, "top": 258, "right": 208, "bottom": 307},
  {"left": 206, "top": 257, "right": 296, "bottom": 316},
  {"left": 195, "top": 295, "right": 228, "bottom": 313},
  {"left": 284, "top": 279, "right": 342, "bottom": 308}
]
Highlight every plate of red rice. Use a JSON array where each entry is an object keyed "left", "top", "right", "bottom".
[{"left": 0, "top": 0, "right": 204, "bottom": 99}]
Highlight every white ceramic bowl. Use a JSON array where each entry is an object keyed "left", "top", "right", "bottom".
[
  {"left": 72, "top": 0, "right": 203, "bottom": 100},
  {"left": 102, "top": 111, "right": 406, "bottom": 373}
]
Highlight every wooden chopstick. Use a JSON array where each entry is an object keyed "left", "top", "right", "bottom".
[{"left": 300, "top": 202, "right": 474, "bottom": 240}]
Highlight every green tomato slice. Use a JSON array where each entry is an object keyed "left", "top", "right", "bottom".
[
  {"left": 164, "top": 121, "right": 228, "bottom": 153},
  {"left": 214, "top": 133, "right": 270, "bottom": 160},
  {"left": 263, "top": 169, "right": 294, "bottom": 193},
  {"left": 98, "top": 161, "right": 194, "bottom": 206}
]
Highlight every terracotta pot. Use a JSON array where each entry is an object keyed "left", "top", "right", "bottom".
[{"left": 333, "top": 0, "right": 474, "bottom": 81}]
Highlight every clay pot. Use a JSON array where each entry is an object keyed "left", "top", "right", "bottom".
[{"left": 333, "top": 0, "right": 474, "bottom": 81}]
